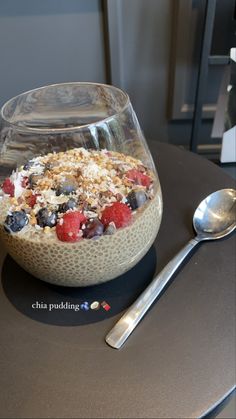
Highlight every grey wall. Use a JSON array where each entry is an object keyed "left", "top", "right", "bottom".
[
  {"left": 0, "top": 0, "right": 234, "bottom": 148},
  {"left": 0, "top": 0, "right": 106, "bottom": 106},
  {"left": 119, "top": 0, "right": 172, "bottom": 143},
  {"left": 114, "top": 0, "right": 229, "bottom": 147}
]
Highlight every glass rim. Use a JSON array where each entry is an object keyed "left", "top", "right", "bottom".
[{"left": 0, "top": 82, "right": 131, "bottom": 134}]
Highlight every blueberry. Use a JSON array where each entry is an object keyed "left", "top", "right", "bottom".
[
  {"left": 83, "top": 219, "right": 104, "bottom": 239},
  {"left": 4, "top": 210, "right": 28, "bottom": 233},
  {"left": 55, "top": 181, "right": 77, "bottom": 196},
  {"left": 23, "top": 160, "right": 44, "bottom": 172},
  {"left": 23, "top": 160, "right": 34, "bottom": 170},
  {"left": 126, "top": 190, "right": 147, "bottom": 210},
  {"left": 58, "top": 198, "right": 76, "bottom": 213},
  {"left": 36, "top": 208, "right": 57, "bottom": 228},
  {"left": 104, "top": 223, "right": 116, "bottom": 235}
]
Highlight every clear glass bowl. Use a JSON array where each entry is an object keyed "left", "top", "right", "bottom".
[{"left": 0, "top": 82, "right": 162, "bottom": 286}]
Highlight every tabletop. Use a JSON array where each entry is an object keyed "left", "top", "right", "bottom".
[{"left": 0, "top": 142, "right": 235, "bottom": 419}]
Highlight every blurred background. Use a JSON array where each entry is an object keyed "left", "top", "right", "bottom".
[{"left": 0, "top": 0, "right": 235, "bottom": 162}]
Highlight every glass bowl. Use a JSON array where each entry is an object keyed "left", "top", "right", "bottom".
[{"left": 0, "top": 82, "right": 162, "bottom": 286}]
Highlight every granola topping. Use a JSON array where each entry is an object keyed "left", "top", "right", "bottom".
[{"left": 1, "top": 147, "right": 156, "bottom": 240}]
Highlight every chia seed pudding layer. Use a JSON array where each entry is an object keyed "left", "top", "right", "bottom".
[{"left": 0, "top": 147, "right": 162, "bottom": 286}]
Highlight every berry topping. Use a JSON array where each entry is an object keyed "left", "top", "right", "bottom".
[
  {"left": 104, "top": 222, "right": 116, "bottom": 235},
  {"left": 1, "top": 148, "right": 155, "bottom": 239},
  {"left": 56, "top": 180, "right": 77, "bottom": 196},
  {"left": 126, "top": 190, "right": 147, "bottom": 210},
  {"left": 125, "top": 169, "right": 151, "bottom": 187},
  {"left": 1, "top": 178, "right": 15, "bottom": 197},
  {"left": 23, "top": 161, "right": 34, "bottom": 170},
  {"left": 26, "top": 193, "right": 40, "bottom": 208},
  {"left": 58, "top": 198, "right": 76, "bottom": 213},
  {"left": 23, "top": 161, "right": 44, "bottom": 171},
  {"left": 83, "top": 218, "right": 104, "bottom": 239},
  {"left": 4, "top": 210, "right": 28, "bottom": 233},
  {"left": 100, "top": 202, "right": 132, "bottom": 229},
  {"left": 21, "top": 176, "right": 29, "bottom": 188},
  {"left": 56, "top": 211, "right": 87, "bottom": 242},
  {"left": 36, "top": 208, "right": 57, "bottom": 228}
]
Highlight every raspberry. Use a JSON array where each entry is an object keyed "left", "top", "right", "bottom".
[
  {"left": 56, "top": 211, "right": 87, "bottom": 242},
  {"left": 26, "top": 193, "right": 40, "bottom": 208},
  {"left": 100, "top": 202, "right": 132, "bottom": 229},
  {"left": 1, "top": 178, "right": 15, "bottom": 197},
  {"left": 21, "top": 176, "right": 29, "bottom": 188},
  {"left": 125, "top": 169, "right": 151, "bottom": 187}
]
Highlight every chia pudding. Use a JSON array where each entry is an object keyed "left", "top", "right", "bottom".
[{"left": 0, "top": 148, "right": 162, "bottom": 286}]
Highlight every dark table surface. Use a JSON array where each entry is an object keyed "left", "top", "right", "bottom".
[{"left": 0, "top": 142, "right": 235, "bottom": 419}]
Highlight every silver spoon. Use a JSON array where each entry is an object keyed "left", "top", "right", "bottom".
[{"left": 106, "top": 188, "right": 236, "bottom": 349}]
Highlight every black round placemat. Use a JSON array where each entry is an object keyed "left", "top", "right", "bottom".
[{"left": 2, "top": 245, "right": 156, "bottom": 326}]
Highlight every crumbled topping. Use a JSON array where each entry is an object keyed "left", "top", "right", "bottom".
[{"left": 1, "top": 147, "right": 155, "bottom": 238}]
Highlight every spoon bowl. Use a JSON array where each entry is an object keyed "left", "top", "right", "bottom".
[
  {"left": 193, "top": 188, "right": 236, "bottom": 240},
  {"left": 106, "top": 188, "right": 236, "bottom": 349}
]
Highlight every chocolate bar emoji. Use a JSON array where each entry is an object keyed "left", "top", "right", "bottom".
[{"left": 101, "top": 301, "right": 111, "bottom": 311}]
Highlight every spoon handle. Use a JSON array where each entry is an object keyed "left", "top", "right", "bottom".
[{"left": 105, "top": 237, "right": 200, "bottom": 349}]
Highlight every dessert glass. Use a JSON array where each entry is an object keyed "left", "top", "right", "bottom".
[{"left": 0, "top": 82, "right": 162, "bottom": 286}]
